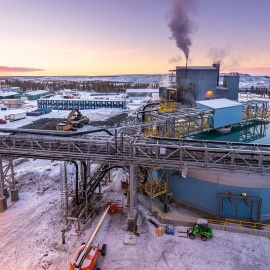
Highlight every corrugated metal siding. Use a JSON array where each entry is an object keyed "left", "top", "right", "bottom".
[
  {"left": 213, "top": 106, "right": 242, "bottom": 128},
  {"left": 196, "top": 102, "right": 242, "bottom": 129}
]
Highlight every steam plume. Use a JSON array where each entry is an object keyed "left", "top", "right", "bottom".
[{"left": 168, "top": 0, "right": 197, "bottom": 61}]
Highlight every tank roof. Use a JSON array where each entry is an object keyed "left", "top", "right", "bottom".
[
  {"left": 176, "top": 66, "right": 217, "bottom": 70},
  {"left": 196, "top": 98, "right": 243, "bottom": 109}
]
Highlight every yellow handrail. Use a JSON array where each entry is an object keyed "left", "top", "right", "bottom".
[{"left": 152, "top": 206, "right": 270, "bottom": 232}]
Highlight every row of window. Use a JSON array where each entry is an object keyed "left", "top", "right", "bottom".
[{"left": 38, "top": 100, "right": 124, "bottom": 105}]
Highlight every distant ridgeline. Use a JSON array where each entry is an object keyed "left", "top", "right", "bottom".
[{"left": 1, "top": 75, "right": 162, "bottom": 92}]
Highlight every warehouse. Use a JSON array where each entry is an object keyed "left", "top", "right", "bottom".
[
  {"left": 6, "top": 87, "right": 20, "bottom": 92},
  {"left": 0, "top": 92, "right": 16, "bottom": 100},
  {"left": 15, "top": 90, "right": 49, "bottom": 100},
  {"left": 126, "top": 89, "right": 159, "bottom": 98},
  {"left": 38, "top": 98, "right": 126, "bottom": 110}
]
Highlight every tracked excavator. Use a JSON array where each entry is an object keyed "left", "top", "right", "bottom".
[{"left": 56, "top": 107, "right": 89, "bottom": 131}]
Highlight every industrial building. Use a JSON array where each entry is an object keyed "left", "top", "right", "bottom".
[
  {"left": 0, "top": 99, "right": 21, "bottom": 109},
  {"left": 163, "top": 63, "right": 239, "bottom": 103},
  {"left": 15, "top": 90, "right": 49, "bottom": 100},
  {"left": 126, "top": 89, "right": 159, "bottom": 98},
  {"left": 0, "top": 92, "right": 16, "bottom": 100},
  {"left": 38, "top": 98, "right": 126, "bottom": 110},
  {"left": 196, "top": 98, "right": 243, "bottom": 129},
  {"left": 6, "top": 87, "right": 20, "bottom": 92}
]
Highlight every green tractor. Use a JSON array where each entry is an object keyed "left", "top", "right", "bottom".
[{"left": 187, "top": 219, "right": 213, "bottom": 241}]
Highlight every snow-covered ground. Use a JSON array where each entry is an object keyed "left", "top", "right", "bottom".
[
  {"left": 1, "top": 161, "right": 270, "bottom": 270},
  {"left": 0, "top": 90, "right": 270, "bottom": 270}
]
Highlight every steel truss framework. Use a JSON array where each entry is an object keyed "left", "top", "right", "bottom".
[
  {"left": 122, "top": 101, "right": 270, "bottom": 138},
  {"left": 121, "top": 107, "right": 214, "bottom": 138},
  {"left": 242, "top": 102, "right": 270, "bottom": 123},
  {"left": 0, "top": 155, "right": 19, "bottom": 212},
  {"left": 0, "top": 135, "right": 269, "bottom": 173}
]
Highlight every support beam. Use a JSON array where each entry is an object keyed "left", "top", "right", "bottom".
[
  {"left": 0, "top": 197, "right": 7, "bottom": 212},
  {"left": 11, "top": 189, "right": 19, "bottom": 202},
  {"left": 0, "top": 155, "right": 6, "bottom": 212},
  {"left": 128, "top": 164, "right": 137, "bottom": 231}
]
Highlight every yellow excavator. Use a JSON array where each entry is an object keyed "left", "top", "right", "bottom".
[{"left": 56, "top": 107, "right": 89, "bottom": 131}]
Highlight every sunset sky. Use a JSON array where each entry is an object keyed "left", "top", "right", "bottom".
[{"left": 0, "top": 0, "right": 269, "bottom": 76}]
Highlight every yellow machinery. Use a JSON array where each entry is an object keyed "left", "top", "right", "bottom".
[
  {"left": 56, "top": 107, "right": 89, "bottom": 131},
  {"left": 159, "top": 102, "right": 177, "bottom": 113}
]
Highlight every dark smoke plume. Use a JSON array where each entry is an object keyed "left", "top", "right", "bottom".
[
  {"left": 168, "top": 0, "right": 197, "bottom": 61},
  {"left": 169, "top": 55, "right": 182, "bottom": 64}
]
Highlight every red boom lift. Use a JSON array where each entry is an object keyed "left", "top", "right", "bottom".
[{"left": 70, "top": 201, "right": 123, "bottom": 270}]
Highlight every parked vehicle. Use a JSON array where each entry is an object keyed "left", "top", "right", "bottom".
[
  {"left": 0, "top": 119, "right": 7, "bottom": 124},
  {"left": 187, "top": 219, "right": 213, "bottom": 241},
  {"left": 10, "top": 112, "right": 27, "bottom": 122}
]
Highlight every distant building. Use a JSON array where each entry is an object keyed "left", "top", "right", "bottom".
[
  {"left": 0, "top": 92, "right": 16, "bottom": 100},
  {"left": 38, "top": 98, "right": 126, "bottom": 110},
  {"left": 162, "top": 63, "right": 239, "bottom": 102},
  {"left": 6, "top": 87, "right": 20, "bottom": 93},
  {"left": 126, "top": 89, "right": 159, "bottom": 98},
  {"left": 0, "top": 99, "right": 21, "bottom": 108},
  {"left": 15, "top": 90, "right": 49, "bottom": 100}
]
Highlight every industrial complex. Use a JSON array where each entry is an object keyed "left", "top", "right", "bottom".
[{"left": 0, "top": 64, "right": 270, "bottom": 269}]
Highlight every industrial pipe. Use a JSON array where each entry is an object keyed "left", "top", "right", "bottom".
[
  {"left": 71, "top": 161, "right": 79, "bottom": 205},
  {"left": 81, "top": 161, "right": 87, "bottom": 191},
  {"left": 0, "top": 127, "right": 113, "bottom": 136}
]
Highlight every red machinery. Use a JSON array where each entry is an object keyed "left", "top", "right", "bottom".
[{"left": 70, "top": 202, "right": 123, "bottom": 270}]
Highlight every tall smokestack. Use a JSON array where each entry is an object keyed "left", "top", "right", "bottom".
[
  {"left": 212, "top": 62, "right": 220, "bottom": 86},
  {"left": 185, "top": 62, "right": 188, "bottom": 89},
  {"left": 168, "top": 0, "right": 197, "bottom": 61}
]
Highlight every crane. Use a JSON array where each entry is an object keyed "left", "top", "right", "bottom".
[{"left": 70, "top": 202, "right": 123, "bottom": 270}]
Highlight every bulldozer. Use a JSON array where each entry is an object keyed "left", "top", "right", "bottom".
[{"left": 56, "top": 107, "right": 89, "bottom": 131}]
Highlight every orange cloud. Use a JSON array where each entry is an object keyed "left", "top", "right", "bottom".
[{"left": 0, "top": 66, "right": 44, "bottom": 73}]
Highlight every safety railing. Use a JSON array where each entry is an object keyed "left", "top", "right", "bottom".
[
  {"left": 145, "top": 182, "right": 167, "bottom": 197},
  {"left": 224, "top": 219, "right": 270, "bottom": 231},
  {"left": 152, "top": 206, "right": 270, "bottom": 232}
]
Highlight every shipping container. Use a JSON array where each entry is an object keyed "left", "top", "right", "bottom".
[
  {"left": 10, "top": 112, "right": 27, "bottom": 121},
  {"left": 26, "top": 111, "right": 42, "bottom": 117}
]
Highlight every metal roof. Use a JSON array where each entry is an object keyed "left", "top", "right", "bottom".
[
  {"left": 0, "top": 92, "right": 16, "bottom": 97},
  {"left": 196, "top": 98, "right": 243, "bottom": 109},
  {"left": 26, "top": 90, "right": 49, "bottom": 96},
  {"left": 176, "top": 66, "right": 217, "bottom": 70},
  {"left": 126, "top": 89, "right": 159, "bottom": 93}
]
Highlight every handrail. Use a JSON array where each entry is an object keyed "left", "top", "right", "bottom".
[{"left": 152, "top": 206, "right": 270, "bottom": 232}]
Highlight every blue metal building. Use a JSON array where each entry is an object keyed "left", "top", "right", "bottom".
[
  {"left": 196, "top": 98, "right": 243, "bottom": 129},
  {"left": 166, "top": 62, "right": 240, "bottom": 102},
  {"left": 37, "top": 99, "right": 126, "bottom": 110}
]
